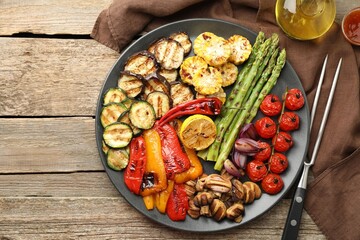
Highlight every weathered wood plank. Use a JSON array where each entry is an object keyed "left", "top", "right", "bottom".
[
  {"left": 0, "top": 197, "right": 325, "bottom": 240},
  {"left": 0, "top": 117, "right": 103, "bottom": 173},
  {"left": 0, "top": 0, "right": 355, "bottom": 36},
  {"left": 0, "top": 0, "right": 112, "bottom": 35},
  {"left": 0, "top": 37, "right": 118, "bottom": 116}
]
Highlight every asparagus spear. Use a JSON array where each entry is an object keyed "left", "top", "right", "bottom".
[
  {"left": 207, "top": 37, "right": 273, "bottom": 162},
  {"left": 213, "top": 48, "right": 281, "bottom": 171}
]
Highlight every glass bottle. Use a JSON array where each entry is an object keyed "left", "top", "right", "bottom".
[{"left": 275, "top": 0, "right": 336, "bottom": 40}]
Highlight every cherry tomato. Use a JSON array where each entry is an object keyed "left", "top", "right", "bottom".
[
  {"left": 254, "top": 117, "right": 277, "bottom": 139},
  {"left": 260, "top": 94, "right": 282, "bottom": 116},
  {"left": 246, "top": 160, "right": 268, "bottom": 182},
  {"left": 272, "top": 131, "right": 293, "bottom": 152},
  {"left": 269, "top": 153, "right": 288, "bottom": 174},
  {"left": 261, "top": 173, "right": 284, "bottom": 195},
  {"left": 285, "top": 88, "right": 305, "bottom": 111},
  {"left": 253, "top": 141, "right": 272, "bottom": 162},
  {"left": 279, "top": 111, "right": 300, "bottom": 131}
]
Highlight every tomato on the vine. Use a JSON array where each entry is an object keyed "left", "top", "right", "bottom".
[
  {"left": 272, "top": 131, "right": 293, "bottom": 152},
  {"left": 279, "top": 111, "right": 300, "bottom": 131},
  {"left": 260, "top": 94, "right": 282, "bottom": 116},
  {"left": 246, "top": 160, "right": 268, "bottom": 182},
  {"left": 285, "top": 88, "right": 305, "bottom": 111},
  {"left": 269, "top": 153, "right": 288, "bottom": 174},
  {"left": 261, "top": 173, "right": 284, "bottom": 195},
  {"left": 254, "top": 117, "right": 277, "bottom": 139},
  {"left": 253, "top": 141, "right": 272, "bottom": 162}
]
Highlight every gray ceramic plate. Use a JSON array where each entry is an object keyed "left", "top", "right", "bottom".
[{"left": 95, "top": 18, "right": 310, "bottom": 232}]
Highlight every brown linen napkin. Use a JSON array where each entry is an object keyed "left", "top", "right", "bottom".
[{"left": 91, "top": 1, "right": 360, "bottom": 239}]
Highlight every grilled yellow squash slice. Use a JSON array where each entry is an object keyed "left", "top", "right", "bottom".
[
  {"left": 192, "top": 67, "right": 222, "bottom": 95},
  {"left": 228, "top": 35, "right": 252, "bottom": 65}
]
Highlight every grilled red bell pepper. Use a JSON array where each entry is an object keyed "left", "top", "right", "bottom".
[
  {"left": 124, "top": 136, "right": 147, "bottom": 195},
  {"left": 158, "top": 97, "right": 222, "bottom": 125},
  {"left": 155, "top": 123, "right": 191, "bottom": 179},
  {"left": 166, "top": 183, "right": 189, "bottom": 221}
]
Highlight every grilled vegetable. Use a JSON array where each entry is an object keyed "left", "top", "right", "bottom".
[
  {"left": 106, "top": 148, "right": 129, "bottom": 171},
  {"left": 117, "top": 110, "right": 142, "bottom": 136},
  {"left": 170, "top": 82, "right": 194, "bottom": 107},
  {"left": 103, "top": 87, "right": 127, "bottom": 105},
  {"left": 196, "top": 87, "right": 226, "bottom": 104},
  {"left": 158, "top": 68, "right": 178, "bottom": 83},
  {"left": 153, "top": 38, "right": 185, "bottom": 70},
  {"left": 193, "top": 67, "right": 222, "bottom": 95},
  {"left": 227, "top": 35, "right": 252, "bottom": 65},
  {"left": 216, "top": 62, "right": 238, "bottom": 87},
  {"left": 100, "top": 102, "right": 128, "bottom": 127},
  {"left": 169, "top": 31, "right": 192, "bottom": 56},
  {"left": 103, "top": 122, "right": 133, "bottom": 148},
  {"left": 129, "top": 101, "right": 156, "bottom": 129},
  {"left": 118, "top": 71, "right": 144, "bottom": 98},
  {"left": 124, "top": 50, "right": 159, "bottom": 77},
  {"left": 179, "top": 56, "right": 208, "bottom": 85},
  {"left": 146, "top": 91, "right": 171, "bottom": 119},
  {"left": 194, "top": 32, "right": 231, "bottom": 67},
  {"left": 142, "top": 75, "right": 171, "bottom": 98}
]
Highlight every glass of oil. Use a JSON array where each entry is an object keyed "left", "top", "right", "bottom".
[{"left": 275, "top": 0, "right": 336, "bottom": 40}]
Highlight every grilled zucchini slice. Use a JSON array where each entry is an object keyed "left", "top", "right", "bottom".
[
  {"left": 103, "top": 122, "right": 133, "bottom": 148},
  {"left": 228, "top": 35, "right": 252, "bottom": 65},
  {"left": 179, "top": 56, "right": 208, "bottom": 85},
  {"left": 106, "top": 148, "right": 129, "bottom": 171},
  {"left": 103, "top": 87, "right": 127, "bottom": 105},
  {"left": 193, "top": 67, "right": 222, "bottom": 95},
  {"left": 129, "top": 101, "right": 156, "bottom": 129},
  {"left": 216, "top": 62, "right": 239, "bottom": 87},
  {"left": 118, "top": 71, "right": 144, "bottom": 98},
  {"left": 118, "top": 110, "right": 142, "bottom": 136},
  {"left": 100, "top": 103, "right": 128, "bottom": 128},
  {"left": 146, "top": 91, "right": 171, "bottom": 119},
  {"left": 153, "top": 38, "right": 185, "bottom": 70},
  {"left": 169, "top": 31, "right": 192, "bottom": 56},
  {"left": 124, "top": 51, "right": 159, "bottom": 77},
  {"left": 170, "top": 82, "right": 194, "bottom": 107}
]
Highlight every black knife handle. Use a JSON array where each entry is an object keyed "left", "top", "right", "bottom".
[{"left": 281, "top": 187, "right": 306, "bottom": 240}]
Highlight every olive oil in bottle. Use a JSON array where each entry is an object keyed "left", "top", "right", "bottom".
[{"left": 275, "top": 0, "right": 336, "bottom": 40}]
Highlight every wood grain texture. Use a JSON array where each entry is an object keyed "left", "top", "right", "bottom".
[
  {"left": 0, "top": 118, "right": 103, "bottom": 173},
  {"left": 0, "top": 38, "right": 118, "bottom": 116},
  {"left": 0, "top": 198, "right": 325, "bottom": 240},
  {"left": 0, "top": 0, "right": 356, "bottom": 35}
]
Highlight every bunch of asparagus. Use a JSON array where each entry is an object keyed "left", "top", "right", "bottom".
[{"left": 206, "top": 32, "right": 287, "bottom": 171}]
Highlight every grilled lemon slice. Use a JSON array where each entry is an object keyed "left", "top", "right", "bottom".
[
  {"left": 193, "top": 67, "right": 222, "bottom": 95},
  {"left": 179, "top": 114, "right": 217, "bottom": 151},
  {"left": 179, "top": 56, "right": 208, "bottom": 85},
  {"left": 228, "top": 35, "right": 252, "bottom": 65}
]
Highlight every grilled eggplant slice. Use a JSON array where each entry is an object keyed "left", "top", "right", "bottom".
[
  {"left": 146, "top": 91, "right": 171, "bottom": 119},
  {"left": 103, "top": 87, "right": 127, "bottom": 105},
  {"left": 124, "top": 50, "right": 159, "bottom": 78},
  {"left": 227, "top": 35, "right": 252, "bottom": 65},
  {"left": 103, "top": 122, "right": 133, "bottom": 149},
  {"left": 118, "top": 71, "right": 144, "bottom": 98},
  {"left": 129, "top": 101, "right": 156, "bottom": 129},
  {"left": 142, "top": 74, "right": 171, "bottom": 99},
  {"left": 118, "top": 110, "right": 142, "bottom": 136},
  {"left": 100, "top": 103, "right": 128, "bottom": 128},
  {"left": 169, "top": 31, "right": 192, "bottom": 56},
  {"left": 179, "top": 56, "right": 208, "bottom": 85},
  {"left": 153, "top": 38, "right": 185, "bottom": 70},
  {"left": 158, "top": 68, "right": 178, "bottom": 83},
  {"left": 170, "top": 82, "right": 194, "bottom": 107},
  {"left": 216, "top": 62, "right": 239, "bottom": 87},
  {"left": 106, "top": 148, "right": 129, "bottom": 171}
]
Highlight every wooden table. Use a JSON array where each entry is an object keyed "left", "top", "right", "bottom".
[{"left": 0, "top": 1, "right": 358, "bottom": 239}]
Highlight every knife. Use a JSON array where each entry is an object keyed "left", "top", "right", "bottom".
[{"left": 281, "top": 56, "right": 342, "bottom": 240}]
